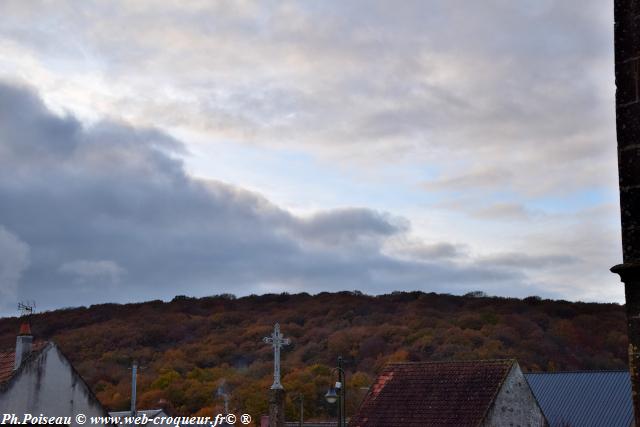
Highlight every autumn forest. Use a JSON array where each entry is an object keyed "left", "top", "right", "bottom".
[{"left": 0, "top": 291, "right": 628, "bottom": 420}]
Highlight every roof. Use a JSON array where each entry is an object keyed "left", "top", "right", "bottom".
[
  {"left": 109, "top": 409, "right": 167, "bottom": 418},
  {"left": 349, "top": 359, "right": 515, "bottom": 427},
  {"left": 284, "top": 423, "right": 337, "bottom": 427},
  {"left": 0, "top": 341, "right": 48, "bottom": 385},
  {"left": 0, "top": 340, "right": 113, "bottom": 422},
  {"left": 525, "top": 371, "right": 634, "bottom": 427}
]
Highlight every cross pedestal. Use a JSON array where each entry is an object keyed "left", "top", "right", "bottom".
[{"left": 268, "top": 388, "right": 286, "bottom": 427}]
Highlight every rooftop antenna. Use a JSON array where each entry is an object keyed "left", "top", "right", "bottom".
[
  {"left": 14, "top": 301, "right": 35, "bottom": 370},
  {"left": 17, "top": 301, "right": 35, "bottom": 317}
]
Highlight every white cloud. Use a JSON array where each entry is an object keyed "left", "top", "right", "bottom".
[{"left": 59, "top": 260, "right": 125, "bottom": 284}]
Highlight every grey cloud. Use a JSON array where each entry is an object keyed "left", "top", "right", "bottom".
[
  {"left": 0, "top": 81, "right": 556, "bottom": 313},
  {"left": 409, "top": 242, "right": 464, "bottom": 260},
  {"left": 389, "top": 240, "right": 468, "bottom": 261},
  {"left": 297, "top": 208, "right": 408, "bottom": 247},
  {"left": 424, "top": 169, "right": 514, "bottom": 192},
  {"left": 0, "top": 226, "right": 30, "bottom": 313},
  {"left": 472, "top": 203, "right": 535, "bottom": 221},
  {"left": 478, "top": 253, "right": 578, "bottom": 269},
  {"left": 434, "top": 198, "right": 536, "bottom": 222},
  {"left": 0, "top": 1, "right": 622, "bottom": 307},
  {"left": 0, "top": 83, "right": 81, "bottom": 160}
]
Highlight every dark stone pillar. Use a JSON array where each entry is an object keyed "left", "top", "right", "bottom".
[
  {"left": 613, "top": 0, "right": 640, "bottom": 420},
  {"left": 613, "top": 265, "right": 640, "bottom": 416},
  {"left": 268, "top": 388, "right": 286, "bottom": 427}
]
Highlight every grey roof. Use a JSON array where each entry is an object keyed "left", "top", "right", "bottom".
[
  {"left": 524, "top": 371, "right": 633, "bottom": 427},
  {"left": 109, "top": 409, "right": 167, "bottom": 418}
]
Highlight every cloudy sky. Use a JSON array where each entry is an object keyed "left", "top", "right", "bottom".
[{"left": 0, "top": 1, "right": 622, "bottom": 315}]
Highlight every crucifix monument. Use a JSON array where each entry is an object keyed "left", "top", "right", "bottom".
[
  {"left": 263, "top": 323, "right": 290, "bottom": 389},
  {"left": 263, "top": 323, "right": 290, "bottom": 427}
]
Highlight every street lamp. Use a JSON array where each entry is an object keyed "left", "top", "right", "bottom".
[
  {"left": 324, "top": 356, "right": 346, "bottom": 427},
  {"left": 294, "top": 393, "right": 304, "bottom": 427},
  {"left": 324, "top": 387, "right": 338, "bottom": 404}
]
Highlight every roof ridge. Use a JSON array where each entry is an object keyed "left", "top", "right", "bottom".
[
  {"left": 525, "top": 370, "right": 629, "bottom": 374},
  {"left": 387, "top": 359, "right": 516, "bottom": 365}
]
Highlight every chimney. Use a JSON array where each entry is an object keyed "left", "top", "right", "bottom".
[{"left": 14, "top": 321, "right": 33, "bottom": 370}]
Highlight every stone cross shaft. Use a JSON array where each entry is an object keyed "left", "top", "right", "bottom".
[{"left": 263, "top": 323, "right": 290, "bottom": 390}]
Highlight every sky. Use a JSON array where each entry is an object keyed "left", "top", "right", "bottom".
[{"left": 0, "top": 1, "right": 623, "bottom": 316}]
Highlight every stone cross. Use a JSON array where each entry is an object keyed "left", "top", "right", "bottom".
[{"left": 263, "top": 323, "right": 290, "bottom": 390}]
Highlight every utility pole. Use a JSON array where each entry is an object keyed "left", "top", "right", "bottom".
[
  {"left": 612, "top": 0, "right": 640, "bottom": 419},
  {"left": 300, "top": 397, "right": 304, "bottom": 427},
  {"left": 130, "top": 361, "right": 138, "bottom": 417},
  {"left": 295, "top": 394, "right": 304, "bottom": 427}
]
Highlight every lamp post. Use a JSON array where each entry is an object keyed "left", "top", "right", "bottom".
[
  {"left": 294, "top": 394, "right": 304, "bottom": 427},
  {"left": 324, "top": 356, "right": 346, "bottom": 427}
]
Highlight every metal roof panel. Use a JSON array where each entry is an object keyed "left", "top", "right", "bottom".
[{"left": 524, "top": 371, "right": 633, "bottom": 427}]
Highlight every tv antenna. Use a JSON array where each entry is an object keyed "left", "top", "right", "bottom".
[{"left": 17, "top": 301, "right": 36, "bottom": 317}]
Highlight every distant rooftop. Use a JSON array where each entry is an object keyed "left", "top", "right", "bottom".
[
  {"left": 284, "top": 423, "right": 337, "bottom": 427},
  {"left": 349, "top": 359, "right": 516, "bottom": 427},
  {"left": 525, "top": 371, "right": 633, "bottom": 427},
  {"left": 109, "top": 409, "right": 166, "bottom": 418}
]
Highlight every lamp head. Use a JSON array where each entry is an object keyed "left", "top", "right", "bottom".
[{"left": 325, "top": 387, "right": 338, "bottom": 404}]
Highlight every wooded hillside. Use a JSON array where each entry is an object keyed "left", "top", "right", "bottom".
[{"left": 0, "top": 291, "right": 628, "bottom": 420}]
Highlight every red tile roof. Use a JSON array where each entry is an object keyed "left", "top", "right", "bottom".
[
  {"left": 0, "top": 350, "right": 14, "bottom": 384},
  {"left": 0, "top": 341, "right": 48, "bottom": 385},
  {"left": 349, "top": 359, "right": 515, "bottom": 427}
]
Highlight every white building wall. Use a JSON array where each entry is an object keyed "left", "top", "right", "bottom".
[
  {"left": 482, "top": 362, "right": 548, "bottom": 427},
  {"left": 0, "top": 343, "right": 112, "bottom": 426}
]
